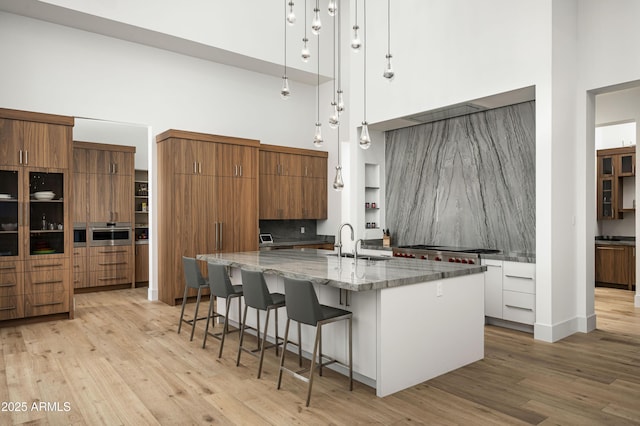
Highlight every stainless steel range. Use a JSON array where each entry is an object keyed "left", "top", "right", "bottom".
[{"left": 393, "top": 245, "right": 501, "bottom": 264}]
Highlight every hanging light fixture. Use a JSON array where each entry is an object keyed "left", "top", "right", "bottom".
[
  {"left": 327, "top": 0, "right": 337, "bottom": 17},
  {"left": 328, "top": 2, "right": 339, "bottom": 129},
  {"left": 359, "top": 0, "right": 371, "bottom": 149},
  {"left": 383, "top": 0, "right": 394, "bottom": 80},
  {"left": 313, "top": 33, "right": 323, "bottom": 147},
  {"left": 311, "top": 0, "right": 322, "bottom": 35},
  {"left": 287, "top": 1, "right": 296, "bottom": 25},
  {"left": 333, "top": 125, "right": 344, "bottom": 191},
  {"left": 351, "top": 0, "right": 361, "bottom": 52},
  {"left": 301, "top": 1, "right": 310, "bottom": 62},
  {"left": 281, "top": 0, "right": 291, "bottom": 99}
]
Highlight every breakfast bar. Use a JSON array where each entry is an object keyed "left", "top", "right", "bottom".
[{"left": 198, "top": 249, "right": 487, "bottom": 397}]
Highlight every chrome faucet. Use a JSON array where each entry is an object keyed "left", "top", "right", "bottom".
[{"left": 336, "top": 223, "right": 354, "bottom": 258}]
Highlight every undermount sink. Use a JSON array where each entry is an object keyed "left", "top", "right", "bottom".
[{"left": 327, "top": 253, "right": 391, "bottom": 261}]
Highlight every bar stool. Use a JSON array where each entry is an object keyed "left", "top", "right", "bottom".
[
  {"left": 236, "top": 269, "right": 287, "bottom": 378},
  {"left": 178, "top": 256, "right": 210, "bottom": 341},
  {"left": 277, "top": 277, "right": 353, "bottom": 407},
  {"left": 203, "top": 263, "right": 243, "bottom": 358}
]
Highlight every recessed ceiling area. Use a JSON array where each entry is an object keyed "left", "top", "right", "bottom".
[{"left": 370, "top": 86, "right": 536, "bottom": 132}]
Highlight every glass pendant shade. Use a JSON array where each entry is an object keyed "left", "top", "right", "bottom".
[
  {"left": 383, "top": 54, "right": 394, "bottom": 80},
  {"left": 311, "top": 8, "right": 322, "bottom": 34},
  {"left": 313, "top": 122, "right": 323, "bottom": 147},
  {"left": 336, "top": 90, "right": 345, "bottom": 112},
  {"left": 280, "top": 76, "right": 291, "bottom": 99},
  {"left": 328, "top": 0, "right": 337, "bottom": 16},
  {"left": 328, "top": 104, "right": 340, "bottom": 129},
  {"left": 333, "top": 165, "right": 344, "bottom": 191},
  {"left": 351, "top": 25, "right": 361, "bottom": 51},
  {"left": 359, "top": 122, "right": 371, "bottom": 149},
  {"left": 287, "top": 1, "right": 296, "bottom": 25},
  {"left": 301, "top": 38, "right": 311, "bottom": 62}
]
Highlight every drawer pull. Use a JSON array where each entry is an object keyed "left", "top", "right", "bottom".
[
  {"left": 0, "top": 265, "right": 17, "bottom": 270},
  {"left": 505, "top": 274, "right": 534, "bottom": 280},
  {"left": 34, "top": 280, "right": 64, "bottom": 285},
  {"left": 33, "top": 263, "right": 63, "bottom": 268},
  {"left": 98, "top": 276, "right": 128, "bottom": 281},
  {"left": 0, "top": 283, "right": 16, "bottom": 287},
  {"left": 74, "top": 265, "right": 80, "bottom": 268},
  {"left": 98, "top": 262, "right": 128, "bottom": 266},
  {"left": 0, "top": 306, "right": 17, "bottom": 311},
  {"left": 33, "top": 302, "right": 63, "bottom": 308},
  {"left": 98, "top": 250, "right": 127, "bottom": 254},
  {"left": 505, "top": 304, "right": 533, "bottom": 311}
]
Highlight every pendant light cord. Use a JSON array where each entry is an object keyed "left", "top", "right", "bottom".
[
  {"left": 284, "top": 0, "right": 287, "bottom": 75},
  {"left": 317, "top": 33, "right": 320, "bottom": 122},
  {"left": 387, "top": 0, "right": 391, "bottom": 55},
  {"left": 363, "top": 0, "right": 367, "bottom": 120}
]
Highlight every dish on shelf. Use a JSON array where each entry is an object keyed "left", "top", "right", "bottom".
[
  {"left": 0, "top": 193, "right": 12, "bottom": 199},
  {"left": 1, "top": 223, "right": 18, "bottom": 231},
  {"left": 33, "top": 191, "right": 56, "bottom": 200},
  {"left": 32, "top": 248, "right": 56, "bottom": 254}
]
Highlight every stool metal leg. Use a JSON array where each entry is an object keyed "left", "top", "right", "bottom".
[
  {"left": 318, "top": 326, "right": 323, "bottom": 376},
  {"left": 348, "top": 316, "right": 353, "bottom": 391},
  {"left": 298, "top": 322, "right": 302, "bottom": 367},
  {"left": 236, "top": 304, "right": 250, "bottom": 366},
  {"left": 202, "top": 293, "right": 215, "bottom": 349},
  {"left": 257, "top": 307, "right": 271, "bottom": 379},
  {"left": 189, "top": 287, "right": 202, "bottom": 341},
  {"left": 177, "top": 285, "right": 189, "bottom": 334},
  {"left": 218, "top": 296, "right": 233, "bottom": 358},
  {"left": 277, "top": 318, "right": 291, "bottom": 390},
  {"left": 306, "top": 323, "right": 322, "bottom": 407}
]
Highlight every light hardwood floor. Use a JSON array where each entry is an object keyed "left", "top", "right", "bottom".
[{"left": 1, "top": 287, "right": 639, "bottom": 425}]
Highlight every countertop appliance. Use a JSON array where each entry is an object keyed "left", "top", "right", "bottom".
[{"left": 393, "top": 245, "right": 501, "bottom": 264}]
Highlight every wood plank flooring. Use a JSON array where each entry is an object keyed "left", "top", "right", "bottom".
[{"left": 1, "top": 287, "right": 639, "bottom": 425}]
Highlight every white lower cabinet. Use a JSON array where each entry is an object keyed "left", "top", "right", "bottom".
[{"left": 483, "top": 259, "right": 536, "bottom": 327}]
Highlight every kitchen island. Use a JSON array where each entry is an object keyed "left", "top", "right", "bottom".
[{"left": 197, "top": 249, "right": 486, "bottom": 397}]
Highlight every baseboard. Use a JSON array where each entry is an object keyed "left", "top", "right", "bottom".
[
  {"left": 635, "top": 292, "right": 640, "bottom": 308},
  {"left": 147, "top": 287, "right": 158, "bottom": 301},
  {"left": 534, "top": 316, "right": 579, "bottom": 342}
]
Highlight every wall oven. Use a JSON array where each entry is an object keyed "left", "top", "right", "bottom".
[
  {"left": 74, "top": 223, "right": 87, "bottom": 247},
  {"left": 89, "top": 223, "right": 132, "bottom": 246}
]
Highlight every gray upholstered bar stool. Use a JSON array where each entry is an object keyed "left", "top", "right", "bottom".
[
  {"left": 277, "top": 277, "right": 353, "bottom": 407},
  {"left": 236, "top": 269, "right": 286, "bottom": 378},
  {"left": 203, "top": 262, "right": 243, "bottom": 358},
  {"left": 178, "top": 256, "right": 210, "bottom": 341}
]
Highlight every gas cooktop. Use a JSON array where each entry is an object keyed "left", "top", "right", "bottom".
[{"left": 398, "top": 245, "right": 501, "bottom": 254}]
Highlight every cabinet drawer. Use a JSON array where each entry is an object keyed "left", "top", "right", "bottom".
[
  {"left": 503, "top": 290, "right": 535, "bottom": 325},
  {"left": 74, "top": 272, "right": 88, "bottom": 289},
  {"left": 25, "top": 269, "right": 67, "bottom": 294},
  {"left": 24, "top": 291, "right": 69, "bottom": 317},
  {"left": 503, "top": 261, "right": 535, "bottom": 294},
  {"left": 0, "top": 264, "right": 23, "bottom": 297},
  {"left": 0, "top": 260, "right": 22, "bottom": 273},
  {"left": 90, "top": 253, "right": 132, "bottom": 270},
  {"left": 25, "top": 257, "right": 69, "bottom": 272},
  {"left": 90, "top": 268, "right": 132, "bottom": 287},
  {"left": 90, "top": 246, "right": 132, "bottom": 256},
  {"left": 0, "top": 295, "right": 24, "bottom": 320}
]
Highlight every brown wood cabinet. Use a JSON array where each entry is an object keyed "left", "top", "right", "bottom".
[
  {"left": 259, "top": 145, "right": 328, "bottom": 220},
  {"left": 72, "top": 142, "right": 135, "bottom": 290},
  {"left": 597, "top": 147, "right": 635, "bottom": 220},
  {"left": 595, "top": 244, "right": 634, "bottom": 290},
  {"left": 135, "top": 244, "right": 149, "bottom": 283},
  {"left": 0, "top": 108, "right": 74, "bottom": 325},
  {"left": 89, "top": 246, "right": 133, "bottom": 287},
  {"left": 157, "top": 129, "right": 259, "bottom": 305}
]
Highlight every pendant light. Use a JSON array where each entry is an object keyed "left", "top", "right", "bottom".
[
  {"left": 328, "top": 2, "right": 339, "bottom": 129},
  {"left": 383, "top": 0, "right": 395, "bottom": 80},
  {"left": 311, "top": 0, "right": 322, "bottom": 35},
  {"left": 327, "top": 0, "right": 337, "bottom": 17},
  {"left": 301, "top": 1, "right": 310, "bottom": 62},
  {"left": 287, "top": 1, "right": 296, "bottom": 25},
  {"left": 359, "top": 0, "right": 371, "bottom": 149},
  {"left": 280, "top": 0, "right": 291, "bottom": 99},
  {"left": 313, "top": 33, "right": 323, "bottom": 147},
  {"left": 351, "top": 0, "right": 361, "bottom": 52},
  {"left": 333, "top": 125, "right": 344, "bottom": 191}
]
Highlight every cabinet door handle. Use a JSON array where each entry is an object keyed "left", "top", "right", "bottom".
[
  {"left": 98, "top": 250, "right": 128, "bottom": 254},
  {"left": 98, "top": 276, "right": 127, "bottom": 281},
  {"left": 0, "top": 306, "right": 17, "bottom": 311},
  {"left": 0, "top": 283, "right": 16, "bottom": 287},
  {"left": 33, "top": 302, "right": 63, "bottom": 308},
  {"left": 25, "top": 150, "right": 28, "bottom": 165},
  {"left": 219, "top": 222, "right": 223, "bottom": 250},
  {"left": 33, "top": 263, "right": 63, "bottom": 268},
  {"left": 19, "top": 149, "right": 23, "bottom": 164},
  {"left": 0, "top": 265, "right": 16, "bottom": 270},
  {"left": 34, "top": 279, "right": 64, "bottom": 285},
  {"left": 98, "top": 261, "right": 128, "bottom": 266},
  {"left": 234, "top": 164, "right": 238, "bottom": 177},
  {"left": 198, "top": 162, "right": 202, "bottom": 174},
  {"left": 504, "top": 274, "right": 534, "bottom": 280},
  {"left": 505, "top": 304, "right": 533, "bottom": 312},
  {"left": 239, "top": 165, "right": 243, "bottom": 177},
  {"left": 596, "top": 246, "right": 624, "bottom": 251}
]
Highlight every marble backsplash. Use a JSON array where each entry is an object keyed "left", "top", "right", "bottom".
[{"left": 385, "top": 101, "right": 535, "bottom": 253}]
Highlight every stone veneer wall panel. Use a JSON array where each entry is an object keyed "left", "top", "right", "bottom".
[{"left": 385, "top": 101, "right": 535, "bottom": 253}]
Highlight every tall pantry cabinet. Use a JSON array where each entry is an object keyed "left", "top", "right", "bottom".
[
  {"left": 0, "top": 108, "right": 74, "bottom": 323},
  {"left": 156, "top": 130, "right": 259, "bottom": 305}
]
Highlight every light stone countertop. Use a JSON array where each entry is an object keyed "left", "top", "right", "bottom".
[
  {"left": 481, "top": 252, "right": 536, "bottom": 263},
  {"left": 197, "top": 249, "right": 486, "bottom": 292}
]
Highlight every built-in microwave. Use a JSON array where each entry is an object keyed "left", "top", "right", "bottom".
[
  {"left": 89, "top": 223, "right": 132, "bottom": 246},
  {"left": 74, "top": 223, "right": 87, "bottom": 247}
]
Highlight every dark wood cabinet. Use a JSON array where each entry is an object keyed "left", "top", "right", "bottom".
[
  {"left": 597, "top": 147, "right": 635, "bottom": 220},
  {"left": 595, "top": 244, "right": 634, "bottom": 290}
]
